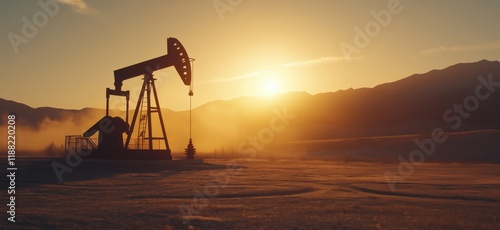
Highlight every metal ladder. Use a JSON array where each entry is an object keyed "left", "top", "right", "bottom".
[{"left": 136, "top": 98, "right": 148, "bottom": 149}]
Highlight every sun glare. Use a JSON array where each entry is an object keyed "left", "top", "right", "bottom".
[
  {"left": 266, "top": 80, "right": 277, "bottom": 93},
  {"left": 264, "top": 79, "right": 280, "bottom": 96},
  {"left": 257, "top": 70, "right": 286, "bottom": 96}
]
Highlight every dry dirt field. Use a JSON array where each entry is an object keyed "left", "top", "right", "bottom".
[{"left": 2, "top": 157, "right": 500, "bottom": 229}]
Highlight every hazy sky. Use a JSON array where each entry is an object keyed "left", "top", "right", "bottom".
[{"left": 1, "top": 0, "right": 500, "bottom": 111}]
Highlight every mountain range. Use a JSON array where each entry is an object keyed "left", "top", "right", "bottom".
[{"left": 1, "top": 60, "right": 499, "bottom": 162}]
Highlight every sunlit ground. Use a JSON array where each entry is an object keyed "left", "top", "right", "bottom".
[{"left": 3, "top": 157, "right": 500, "bottom": 229}]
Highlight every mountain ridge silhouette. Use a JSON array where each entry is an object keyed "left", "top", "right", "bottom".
[{"left": 1, "top": 59, "right": 499, "bottom": 160}]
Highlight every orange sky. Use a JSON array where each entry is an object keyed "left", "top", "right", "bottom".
[{"left": 1, "top": 0, "right": 500, "bottom": 111}]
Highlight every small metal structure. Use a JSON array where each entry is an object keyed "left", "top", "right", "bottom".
[
  {"left": 66, "top": 37, "right": 196, "bottom": 160},
  {"left": 65, "top": 135, "right": 97, "bottom": 154},
  {"left": 185, "top": 138, "right": 196, "bottom": 159}
]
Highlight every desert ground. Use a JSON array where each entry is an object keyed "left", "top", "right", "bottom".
[{"left": 2, "top": 157, "right": 500, "bottom": 229}]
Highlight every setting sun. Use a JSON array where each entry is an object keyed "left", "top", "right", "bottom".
[
  {"left": 265, "top": 79, "right": 278, "bottom": 95},
  {"left": 260, "top": 70, "right": 284, "bottom": 96}
]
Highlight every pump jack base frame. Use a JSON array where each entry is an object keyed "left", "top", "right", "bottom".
[{"left": 86, "top": 149, "right": 173, "bottom": 160}]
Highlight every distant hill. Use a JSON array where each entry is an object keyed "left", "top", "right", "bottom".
[
  {"left": 1, "top": 60, "right": 499, "bottom": 161},
  {"left": 189, "top": 59, "right": 500, "bottom": 140},
  {"left": 0, "top": 98, "right": 96, "bottom": 128},
  {"left": 294, "top": 59, "right": 500, "bottom": 138}
]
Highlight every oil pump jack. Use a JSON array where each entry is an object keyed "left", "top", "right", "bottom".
[{"left": 66, "top": 37, "right": 196, "bottom": 160}]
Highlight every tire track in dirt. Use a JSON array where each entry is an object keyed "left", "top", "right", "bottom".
[
  {"left": 128, "top": 186, "right": 317, "bottom": 199},
  {"left": 342, "top": 184, "right": 500, "bottom": 203}
]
